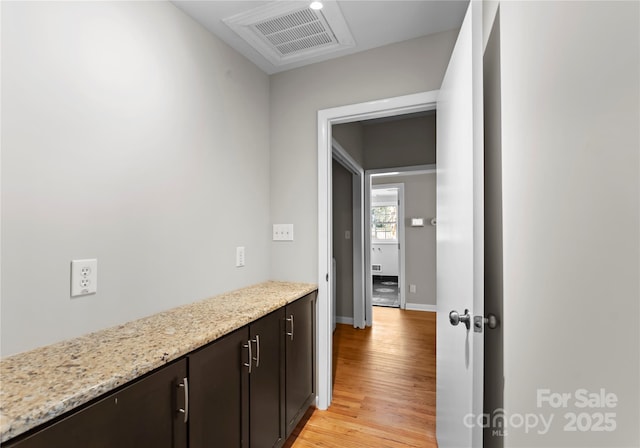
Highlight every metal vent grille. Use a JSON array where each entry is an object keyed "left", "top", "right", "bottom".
[
  {"left": 253, "top": 8, "right": 337, "bottom": 56},
  {"left": 223, "top": 1, "right": 355, "bottom": 68}
]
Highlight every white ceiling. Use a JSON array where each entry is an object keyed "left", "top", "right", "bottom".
[{"left": 172, "top": 0, "right": 468, "bottom": 74}]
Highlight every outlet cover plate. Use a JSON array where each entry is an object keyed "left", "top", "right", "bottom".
[{"left": 71, "top": 259, "right": 97, "bottom": 297}]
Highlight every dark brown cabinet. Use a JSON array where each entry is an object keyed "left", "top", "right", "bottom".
[
  {"left": 5, "top": 359, "right": 188, "bottom": 448},
  {"left": 249, "top": 308, "right": 286, "bottom": 448},
  {"left": 188, "top": 309, "right": 285, "bottom": 448},
  {"left": 284, "top": 292, "right": 316, "bottom": 436},
  {"left": 4, "top": 293, "right": 316, "bottom": 448},
  {"left": 188, "top": 326, "right": 250, "bottom": 448}
]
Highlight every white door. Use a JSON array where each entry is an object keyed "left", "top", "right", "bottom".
[{"left": 436, "top": 1, "right": 484, "bottom": 447}]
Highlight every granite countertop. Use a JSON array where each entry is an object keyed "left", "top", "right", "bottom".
[{"left": 0, "top": 281, "right": 317, "bottom": 443}]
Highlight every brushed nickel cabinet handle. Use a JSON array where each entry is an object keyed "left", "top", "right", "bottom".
[
  {"left": 178, "top": 377, "right": 189, "bottom": 423},
  {"left": 243, "top": 341, "right": 252, "bottom": 373},
  {"left": 286, "top": 315, "right": 294, "bottom": 341},
  {"left": 252, "top": 335, "right": 260, "bottom": 368}
]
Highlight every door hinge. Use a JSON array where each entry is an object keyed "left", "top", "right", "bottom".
[{"left": 326, "top": 273, "right": 329, "bottom": 282}]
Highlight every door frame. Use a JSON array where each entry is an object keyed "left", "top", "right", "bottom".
[
  {"left": 368, "top": 182, "right": 405, "bottom": 312},
  {"left": 366, "top": 165, "right": 437, "bottom": 321},
  {"left": 317, "top": 90, "right": 438, "bottom": 410},
  {"left": 331, "top": 138, "right": 365, "bottom": 329}
]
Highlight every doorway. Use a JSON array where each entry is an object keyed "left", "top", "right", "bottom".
[
  {"left": 331, "top": 118, "right": 436, "bottom": 328},
  {"left": 370, "top": 183, "right": 403, "bottom": 309},
  {"left": 317, "top": 91, "right": 438, "bottom": 409},
  {"left": 366, "top": 167, "right": 438, "bottom": 319},
  {"left": 331, "top": 138, "right": 365, "bottom": 331}
]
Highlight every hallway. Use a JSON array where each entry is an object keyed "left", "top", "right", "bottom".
[{"left": 284, "top": 307, "right": 437, "bottom": 447}]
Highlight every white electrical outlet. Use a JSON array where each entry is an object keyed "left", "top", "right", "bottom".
[
  {"left": 345, "top": 230, "right": 351, "bottom": 240},
  {"left": 272, "top": 224, "right": 294, "bottom": 241},
  {"left": 236, "top": 246, "right": 245, "bottom": 267},
  {"left": 71, "top": 259, "right": 97, "bottom": 297},
  {"left": 410, "top": 284, "right": 417, "bottom": 293}
]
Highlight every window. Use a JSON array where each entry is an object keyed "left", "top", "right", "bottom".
[{"left": 371, "top": 205, "right": 397, "bottom": 241}]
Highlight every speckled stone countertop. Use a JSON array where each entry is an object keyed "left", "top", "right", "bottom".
[{"left": 0, "top": 281, "right": 317, "bottom": 443}]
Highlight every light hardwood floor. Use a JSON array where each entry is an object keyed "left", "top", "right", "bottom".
[{"left": 284, "top": 307, "right": 437, "bottom": 448}]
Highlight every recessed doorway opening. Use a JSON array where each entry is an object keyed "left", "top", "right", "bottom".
[
  {"left": 318, "top": 91, "right": 439, "bottom": 410},
  {"left": 370, "top": 183, "right": 402, "bottom": 309}
]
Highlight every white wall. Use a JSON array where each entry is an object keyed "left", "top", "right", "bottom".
[
  {"left": 269, "top": 30, "right": 458, "bottom": 282},
  {"left": 498, "top": 2, "right": 639, "bottom": 446},
  {"left": 370, "top": 243, "right": 398, "bottom": 277},
  {"left": 1, "top": 1, "right": 271, "bottom": 356}
]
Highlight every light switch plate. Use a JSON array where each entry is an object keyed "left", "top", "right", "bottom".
[
  {"left": 273, "top": 224, "right": 294, "bottom": 241},
  {"left": 71, "top": 259, "right": 97, "bottom": 297},
  {"left": 236, "top": 246, "right": 245, "bottom": 267}
]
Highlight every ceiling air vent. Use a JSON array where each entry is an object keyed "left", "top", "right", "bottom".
[{"left": 223, "top": 1, "right": 355, "bottom": 67}]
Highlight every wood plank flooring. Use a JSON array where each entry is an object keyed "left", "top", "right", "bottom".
[{"left": 283, "top": 307, "right": 437, "bottom": 448}]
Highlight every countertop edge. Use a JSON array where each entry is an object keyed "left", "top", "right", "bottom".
[{"left": 0, "top": 281, "right": 318, "bottom": 443}]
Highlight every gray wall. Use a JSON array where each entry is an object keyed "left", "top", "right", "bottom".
[
  {"left": 497, "top": 2, "right": 639, "bottom": 446},
  {"left": 1, "top": 2, "right": 271, "bottom": 356},
  {"left": 270, "top": 30, "right": 459, "bottom": 282},
  {"left": 363, "top": 114, "right": 436, "bottom": 169},
  {"left": 332, "top": 161, "right": 354, "bottom": 320},
  {"left": 334, "top": 114, "right": 436, "bottom": 170},
  {"left": 331, "top": 124, "right": 363, "bottom": 322},
  {"left": 373, "top": 174, "right": 436, "bottom": 307},
  {"left": 332, "top": 123, "right": 364, "bottom": 167}
]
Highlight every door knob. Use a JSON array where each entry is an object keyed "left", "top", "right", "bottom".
[
  {"left": 473, "top": 313, "right": 499, "bottom": 332},
  {"left": 449, "top": 309, "right": 471, "bottom": 330},
  {"left": 485, "top": 313, "right": 499, "bottom": 330}
]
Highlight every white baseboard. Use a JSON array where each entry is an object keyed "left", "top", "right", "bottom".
[
  {"left": 335, "top": 316, "right": 354, "bottom": 325},
  {"left": 405, "top": 303, "right": 437, "bottom": 312}
]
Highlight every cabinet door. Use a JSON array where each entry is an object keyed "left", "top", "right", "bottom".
[
  {"left": 4, "top": 390, "right": 118, "bottom": 448},
  {"left": 5, "top": 359, "right": 188, "bottom": 448},
  {"left": 249, "top": 309, "right": 285, "bottom": 448},
  {"left": 189, "top": 327, "right": 250, "bottom": 448},
  {"left": 285, "top": 293, "right": 316, "bottom": 436},
  {"left": 114, "top": 359, "right": 188, "bottom": 448}
]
